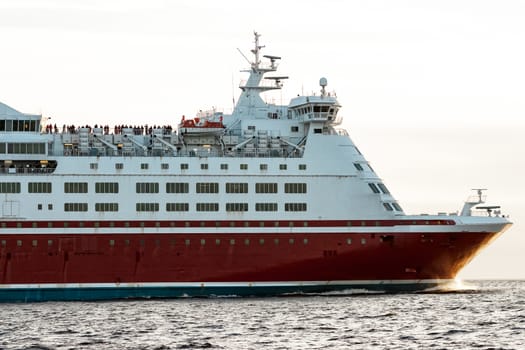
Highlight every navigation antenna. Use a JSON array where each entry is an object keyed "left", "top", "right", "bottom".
[{"left": 472, "top": 188, "right": 488, "bottom": 203}]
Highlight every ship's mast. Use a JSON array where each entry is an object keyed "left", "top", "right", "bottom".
[{"left": 232, "top": 32, "right": 287, "bottom": 119}]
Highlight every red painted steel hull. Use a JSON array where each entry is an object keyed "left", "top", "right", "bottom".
[{"left": 0, "top": 230, "right": 498, "bottom": 285}]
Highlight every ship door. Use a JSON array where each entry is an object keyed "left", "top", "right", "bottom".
[{"left": 2, "top": 200, "right": 20, "bottom": 217}]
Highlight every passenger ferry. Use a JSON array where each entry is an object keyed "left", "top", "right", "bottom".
[{"left": 0, "top": 33, "right": 511, "bottom": 302}]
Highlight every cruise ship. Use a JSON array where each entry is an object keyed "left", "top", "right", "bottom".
[{"left": 0, "top": 33, "right": 512, "bottom": 302}]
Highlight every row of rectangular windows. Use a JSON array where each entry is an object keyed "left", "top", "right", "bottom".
[
  {"left": 0, "top": 142, "right": 46, "bottom": 154},
  {"left": 1, "top": 237, "right": 372, "bottom": 249},
  {"left": 61, "top": 202, "right": 307, "bottom": 212},
  {"left": 94, "top": 163, "right": 308, "bottom": 171},
  {"left": 1, "top": 237, "right": 326, "bottom": 248},
  {"left": 1, "top": 182, "right": 307, "bottom": 194}
]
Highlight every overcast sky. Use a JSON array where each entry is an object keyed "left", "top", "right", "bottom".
[{"left": 1, "top": 0, "right": 523, "bottom": 279}]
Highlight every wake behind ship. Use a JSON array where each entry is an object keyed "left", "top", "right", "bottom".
[{"left": 0, "top": 33, "right": 511, "bottom": 302}]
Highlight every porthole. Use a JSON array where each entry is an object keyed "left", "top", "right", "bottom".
[
  {"left": 230, "top": 239, "right": 235, "bottom": 245},
  {"left": 361, "top": 238, "right": 366, "bottom": 245},
  {"left": 289, "top": 238, "right": 295, "bottom": 244},
  {"left": 303, "top": 238, "right": 308, "bottom": 245},
  {"left": 215, "top": 239, "right": 221, "bottom": 245},
  {"left": 200, "top": 239, "right": 206, "bottom": 246},
  {"left": 259, "top": 238, "right": 265, "bottom": 245},
  {"left": 347, "top": 238, "right": 352, "bottom": 245},
  {"left": 17, "top": 240, "right": 22, "bottom": 247},
  {"left": 244, "top": 239, "right": 250, "bottom": 246},
  {"left": 47, "top": 240, "right": 53, "bottom": 246}
]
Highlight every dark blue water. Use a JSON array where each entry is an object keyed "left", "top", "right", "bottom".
[{"left": 0, "top": 280, "right": 523, "bottom": 349}]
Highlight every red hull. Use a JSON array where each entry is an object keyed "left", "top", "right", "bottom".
[{"left": 0, "top": 229, "right": 497, "bottom": 285}]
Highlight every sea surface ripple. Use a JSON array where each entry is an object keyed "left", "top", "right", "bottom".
[{"left": 0, "top": 280, "right": 523, "bottom": 349}]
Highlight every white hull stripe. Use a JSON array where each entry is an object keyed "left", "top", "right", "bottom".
[{"left": 0, "top": 279, "right": 455, "bottom": 289}]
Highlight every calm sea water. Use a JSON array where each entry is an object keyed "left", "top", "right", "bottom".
[{"left": 0, "top": 280, "right": 523, "bottom": 350}]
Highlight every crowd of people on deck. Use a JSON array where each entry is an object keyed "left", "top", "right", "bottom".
[{"left": 44, "top": 124, "right": 175, "bottom": 135}]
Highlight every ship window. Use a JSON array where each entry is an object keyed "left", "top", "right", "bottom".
[
  {"left": 64, "top": 182, "right": 88, "bottom": 193},
  {"left": 95, "top": 203, "right": 119, "bottom": 212},
  {"left": 48, "top": 204, "right": 53, "bottom": 210},
  {"left": 1, "top": 240, "right": 5, "bottom": 247},
  {"left": 361, "top": 238, "right": 366, "bottom": 245},
  {"left": 248, "top": 125, "right": 255, "bottom": 131},
  {"left": 240, "top": 164, "right": 248, "bottom": 170},
  {"left": 259, "top": 238, "right": 265, "bottom": 245},
  {"left": 303, "top": 238, "right": 308, "bottom": 245},
  {"left": 196, "top": 203, "right": 219, "bottom": 212},
  {"left": 64, "top": 203, "right": 88, "bottom": 212},
  {"left": 166, "top": 182, "right": 189, "bottom": 193},
  {"left": 226, "top": 183, "right": 248, "bottom": 194},
  {"left": 140, "top": 239, "right": 145, "bottom": 246},
  {"left": 17, "top": 240, "right": 22, "bottom": 247},
  {"left": 161, "top": 163, "right": 169, "bottom": 170},
  {"left": 28, "top": 182, "right": 52, "bottom": 193},
  {"left": 215, "top": 239, "right": 221, "bottom": 245},
  {"left": 32, "top": 239, "right": 37, "bottom": 247},
  {"left": 6, "top": 142, "right": 45, "bottom": 154},
  {"left": 109, "top": 239, "right": 115, "bottom": 247},
  {"left": 140, "top": 163, "right": 149, "bottom": 170},
  {"left": 220, "top": 163, "right": 228, "bottom": 170},
  {"left": 377, "top": 183, "right": 390, "bottom": 194},
  {"left": 244, "top": 239, "right": 250, "bottom": 246},
  {"left": 166, "top": 203, "right": 189, "bottom": 212},
  {"left": 180, "top": 163, "right": 189, "bottom": 170},
  {"left": 291, "top": 126, "right": 299, "bottom": 132},
  {"left": 289, "top": 238, "right": 295, "bottom": 244},
  {"left": 392, "top": 202, "right": 403, "bottom": 211},
  {"left": 284, "top": 183, "right": 307, "bottom": 193},
  {"left": 353, "top": 163, "right": 364, "bottom": 171},
  {"left": 196, "top": 182, "right": 219, "bottom": 194},
  {"left": 255, "top": 203, "right": 278, "bottom": 212},
  {"left": 383, "top": 203, "right": 393, "bottom": 211},
  {"left": 38, "top": 204, "right": 42, "bottom": 210},
  {"left": 0, "top": 182, "right": 21, "bottom": 193},
  {"left": 274, "top": 238, "right": 279, "bottom": 245},
  {"left": 185, "top": 239, "right": 190, "bottom": 246},
  {"left": 285, "top": 203, "right": 307, "bottom": 212},
  {"left": 314, "top": 128, "right": 322, "bottom": 134},
  {"left": 135, "top": 203, "right": 159, "bottom": 212},
  {"left": 260, "top": 164, "right": 268, "bottom": 171},
  {"left": 201, "top": 164, "right": 208, "bottom": 170},
  {"left": 115, "top": 163, "right": 123, "bottom": 170},
  {"left": 136, "top": 182, "right": 159, "bottom": 193},
  {"left": 226, "top": 203, "right": 248, "bottom": 212},
  {"left": 48, "top": 239, "right": 53, "bottom": 246},
  {"left": 95, "top": 182, "right": 119, "bottom": 193},
  {"left": 368, "top": 183, "right": 380, "bottom": 194},
  {"left": 230, "top": 239, "right": 235, "bottom": 245},
  {"left": 279, "top": 164, "right": 287, "bottom": 170},
  {"left": 125, "top": 239, "right": 130, "bottom": 246},
  {"left": 201, "top": 239, "right": 206, "bottom": 246},
  {"left": 90, "top": 163, "right": 98, "bottom": 170},
  {"left": 298, "top": 164, "right": 306, "bottom": 170},
  {"left": 347, "top": 238, "right": 352, "bottom": 245},
  {"left": 256, "top": 183, "right": 278, "bottom": 193}
]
